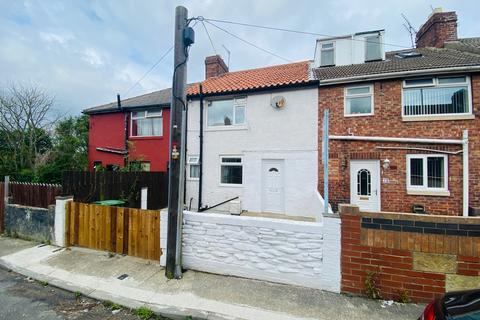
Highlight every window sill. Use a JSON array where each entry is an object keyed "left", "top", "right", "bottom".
[
  {"left": 205, "top": 126, "right": 248, "bottom": 132},
  {"left": 344, "top": 113, "right": 374, "bottom": 117},
  {"left": 129, "top": 136, "right": 164, "bottom": 141},
  {"left": 407, "top": 189, "right": 450, "bottom": 197},
  {"left": 402, "top": 114, "right": 475, "bottom": 122},
  {"left": 219, "top": 183, "right": 243, "bottom": 188}
]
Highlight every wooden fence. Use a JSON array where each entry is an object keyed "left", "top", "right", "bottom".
[
  {"left": 62, "top": 171, "right": 168, "bottom": 210},
  {"left": 65, "top": 202, "right": 161, "bottom": 261},
  {"left": 9, "top": 182, "right": 62, "bottom": 208}
]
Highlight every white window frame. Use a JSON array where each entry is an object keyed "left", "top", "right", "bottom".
[
  {"left": 219, "top": 155, "right": 243, "bottom": 187},
  {"left": 344, "top": 84, "right": 374, "bottom": 117},
  {"left": 187, "top": 156, "right": 200, "bottom": 180},
  {"left": 320, "top": 41, "right": 335, "bottom": 67},
  {"left": 130, "top": 109, "right": 163, "bottom": 137},
  {"left": 401, "top": 75, "right": 473, "bottom": 120},
  {"left": 206, "top": 97, "right": 247, "bottom": 129},
  {"left": 406, "top": 154, "right": 449, "bottom": 196}
]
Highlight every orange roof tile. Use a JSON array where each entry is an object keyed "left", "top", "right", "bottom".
[{"left": 187, "top": 60, "right": 314, "bottom": 95}]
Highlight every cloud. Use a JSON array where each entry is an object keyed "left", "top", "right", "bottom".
[
  {"left": 82, "top": 48, "right": 105, "bottom": 67},
  {"left": 0, "top": 0, "right": 478, "bottom": 115}
]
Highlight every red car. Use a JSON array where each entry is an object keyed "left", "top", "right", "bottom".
[{"left": 419, "top": 289, "right": 480, "bottom": 320}]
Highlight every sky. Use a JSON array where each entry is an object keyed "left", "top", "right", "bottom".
[{"left": 1, "top": 0, "right": 479, "bottom": 115}]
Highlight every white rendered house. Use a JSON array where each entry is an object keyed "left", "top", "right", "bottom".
[{"left": 185, "top": 56, "right": 328, "bottom": 219}]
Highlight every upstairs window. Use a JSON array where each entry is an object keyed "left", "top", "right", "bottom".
[
  {"left": 365, "top": 35, "right": 382, "bottom": 61},
  {"left": 403, "top": 76, "right": 471, "bottom": 117},
  {"left": 320, "top": 42, "right": 335, "bottom": 67},
  {"left": 407, "top": 155, "right": 448, "bottom": 193},
  {"left": 345, "top": 85, "right": 374, "bottom": 116},
  {"left": 131, "top": 109, "right": 163, "bottom": 137},
  {"left": 207, "top": 98, "right": 246, "bottom": 127}
]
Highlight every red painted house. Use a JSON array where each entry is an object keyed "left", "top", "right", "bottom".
[{"left": 83, "top": 88, "right": 171, "bottom": 171}]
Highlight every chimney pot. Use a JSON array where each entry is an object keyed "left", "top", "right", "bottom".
[
  {"left": 416, "top": 9, "right": 458, "bottom": 48},
  {"left": 205, "top": 55, "right": 229, "bottom": 79}
]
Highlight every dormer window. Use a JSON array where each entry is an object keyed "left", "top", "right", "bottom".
[
  {"left": 365, "top": 35, "right": 382, "bottom": 61},
  {"left": 320, "top": 42, "right": 335, "bottom": 67}
]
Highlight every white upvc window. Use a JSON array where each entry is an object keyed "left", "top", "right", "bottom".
[
  {"left": 402, "top": 76, "right": 472, "bottom": 119},
  {"left": 219, "top": 156, "right": 243, "bottom": 186},
  {"left": 320, "top": 42, "right": 335, "bottom": 67},
  {"left": 131, "top": 109, "right": 163, "bottom": 137},
  {"left": 406, "top": 154, "right": 449, "bottom": 195},
  {"left": 344, "top": 85, "right": 374, "bottom": 116},
  {"left": 187, "top": 156, "right": 200, "bottom": 180},
  {"left": 207, "top": 97, "right": 246, "bottom": 127}
]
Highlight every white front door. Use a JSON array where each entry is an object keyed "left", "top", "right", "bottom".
[
  {"left": 262, "top": 159, "right": 284, "bottom": 213},
  {"left": 350, "top": 160, "right": 381, "bottom": 212}
]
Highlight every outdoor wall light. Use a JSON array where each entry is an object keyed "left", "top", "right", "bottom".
[{"left": 383, "top": 159, "right": 391, "bottom": 170}]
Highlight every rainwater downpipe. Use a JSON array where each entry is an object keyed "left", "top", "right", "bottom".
[
  {"left": 198, "top": 84, "right": 204, "bottom": 210},
  {"left": 463, "top": 130, "right": 469, "bottom": 217}
]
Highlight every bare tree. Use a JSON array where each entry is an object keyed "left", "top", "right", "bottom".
[{"left": 0, "top": 83, "right": 60, "bottom": 171}]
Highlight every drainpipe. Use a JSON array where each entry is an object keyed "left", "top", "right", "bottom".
[
  {"left": 198, "top": 84, "right": 204, "bottom": 210},
  {"left": 323, "top": 109, "right": 329, "bottom": 215},
  {"left": 463, "top": 130, "right": 469, "bottom": 217},
  {"left": 118, "top": 94, "right": 129, "bottom": 167}
]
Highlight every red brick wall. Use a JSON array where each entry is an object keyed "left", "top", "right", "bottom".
[
  {"left": 416, "top": 11, "right": 457, "bottom": 48},
  {"left": 340, "top": 206, "right": 480, "bottom": 302},
  {"left": 318, "top": 74, "right": 480, "bottom": 215},
  {"left": 205, "top": 55, "right": 228, "bottom": 79}
]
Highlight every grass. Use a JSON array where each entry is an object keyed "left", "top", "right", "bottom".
[
  {"left": 39, "top": 280, "right": 49, "bottom": 287},
  {"left": 74, "top": 291, "right": 81, "bottom": 299},
  {"left": 102, "top": 300, "right": 122, "bottom": 311},
  {"left": 135, "top": 306, "right": 154, "bottom": 320}
]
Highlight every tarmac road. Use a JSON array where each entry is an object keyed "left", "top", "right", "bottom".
[{"left": 0, "top": 267, "right": 149, "bottom": 320}]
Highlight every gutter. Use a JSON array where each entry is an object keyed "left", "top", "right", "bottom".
[
  {"left": 330, "top": 135, "right": 463, "bottom": 144},
  {"left": 319, "top": 66, "right": 480, "bottom": 86}
]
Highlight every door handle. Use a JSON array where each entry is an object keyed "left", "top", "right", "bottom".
[{"left": 374, "top": 190, "right": 378, "bottom": 196}]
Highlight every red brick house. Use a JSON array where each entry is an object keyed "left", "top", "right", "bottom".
[
  {"left": 83, "top": 88, "right": 171, "bottom": 171},
  {"left": 316, "top": 9, "right": 480, "bottom": 216}
]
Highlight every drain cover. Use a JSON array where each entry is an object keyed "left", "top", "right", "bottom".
[{"left": 117, "top": 274, "right": 129, "bottom": 280}]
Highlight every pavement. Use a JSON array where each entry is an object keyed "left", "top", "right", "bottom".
[{"left": 0, "top": 236, "right": 425, "bottom": 320}]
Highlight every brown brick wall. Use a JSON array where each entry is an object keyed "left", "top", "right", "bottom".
[
  {"left": 205, "top": 55, "right": 228, "bottom": 79},
  {"left": 340, "top": 206, "right": 480, "bottom": 302},
  {"left": 416, "top": 11, "right": 457, "bottom": 48},
  {"left": 318, "top": 74, "right": 480, "bottom": 215}
]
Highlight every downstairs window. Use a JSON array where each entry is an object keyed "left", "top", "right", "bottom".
[{"left": 406, "top": 154, "right": 448, "bottom": 194}]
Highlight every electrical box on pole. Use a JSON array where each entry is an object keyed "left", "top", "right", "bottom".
[{"left": 166, "top": 5, "right": 194, "bottom": 279}]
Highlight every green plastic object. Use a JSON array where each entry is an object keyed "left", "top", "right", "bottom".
[{"left": 92, "top": 200, "right": 125, "bottom": 206}]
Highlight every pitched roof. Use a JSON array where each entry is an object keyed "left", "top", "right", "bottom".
[
  {"left": 314, "top": 47, "right": 480, "bottom": 83},
  {"left": 83, "top": 88, "right": 171, "bottom": 114},
  {"left": 84, "top": 61, "right": 315, "bottom": 114},
  {"left": 187, "top": 60, "right": 314, "bottom": 95},
  {"left": 445, "top": 37, "right": 480, "bottom": 56}
]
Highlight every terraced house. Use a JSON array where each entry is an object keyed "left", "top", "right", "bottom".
[{"left": 316, "top": 9, "right": 480, "bottom": 216}]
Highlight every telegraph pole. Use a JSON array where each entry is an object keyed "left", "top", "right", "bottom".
[{"left": 166, "top": 6, "right": 191, "bottom": 279}]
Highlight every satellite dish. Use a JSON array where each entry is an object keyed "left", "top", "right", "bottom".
[{"left": 271, "top": 96, "right": 286, "bottom": 109}]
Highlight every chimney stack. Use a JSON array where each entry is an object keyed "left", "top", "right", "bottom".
[
  {"left": 205, "top": 55, "right": 228, "bottom": 79},
  {"left": 416, "top": 8, "right": 457, "bottom": 48}
]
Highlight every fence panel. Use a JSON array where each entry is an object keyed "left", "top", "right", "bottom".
[
  {"left": 9, "top": 182, "right": 61, "bottom": 208},
  {"left": 62, "top": 171, "right": 168, "bottom": 210},
  {"left": 66, "top": 202, "right": 161, "bottom": 261}
]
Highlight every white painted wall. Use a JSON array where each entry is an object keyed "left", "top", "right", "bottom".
[
  {"left": 314, "top": 31, "right": 386, "bottom": 67},
  {"left": 160, "top": 210, "right": 341, "bottom": 292},
  {"left": 54, "top": 196, "right": 73, "bottom": 247},
  {"left": 186, "top": 87, "right": 322, "bottom": 217}
]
